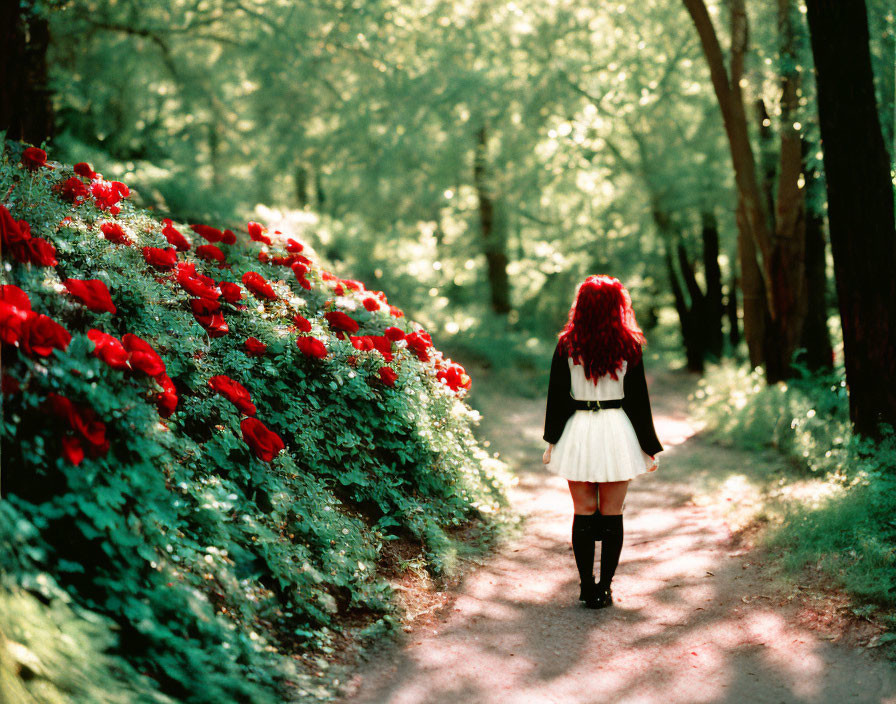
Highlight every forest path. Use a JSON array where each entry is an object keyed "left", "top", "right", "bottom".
[{"left": 339, "top": 365, "right": 896, "bottom": 704}]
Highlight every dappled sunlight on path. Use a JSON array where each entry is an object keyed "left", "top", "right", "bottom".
[{"left": 341, "top": 367, "right": 896, "bottom": 704}]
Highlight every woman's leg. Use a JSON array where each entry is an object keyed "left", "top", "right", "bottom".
[
  {"left": 597, "top": 480, "right": 629, "bottom": 515},
  {"left": 567, "top": 481, "right": 600, "bottom": 598},
  {"left": 568, "top": 480, "right": 599, "bottom": 514},
  {"left": 596, "top": 480, "right": 630, "bottom": 593}
]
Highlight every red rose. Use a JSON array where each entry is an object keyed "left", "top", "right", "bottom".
[
  {"left": 333, "top": 284, "right": 344, "bottom": 296},
  {"left": 363, "top": 297, "right": 380, "bottom": 312},
  {"left": 437, "top": 362, "right": 472, "bottom": 392},
  {"left": 242, "top": 271, "right": 277, "bottom": 300},
  {"left": 61, "top": 435, "right": 85, "bottom": 465},
  {"left": 155, "top": 373, "right": 178, "bottom": 418},
  {"left": 405, "top": 331, "right": 432, "bottom": 362},
  {"left": 368, "top": 335, "right": 394, "bottom": 361},
  {"left": 195, "top": 244, "right": 226, "bottom": 264},
  {"left": 342, "top": 279, "right": 363, "bottom": 292},
  {"left": 194, "top": 310, "right": 229, "bottom": 338},
  {"left": 291, "top": 262, "right": 309, "bottom": 281},
  {"left": 42, "top": 394, "right": 109, "bottom": 460},
  {"left": 177, "top": 265, "right": 221, "bottom": 301},
  {"left": 45, "top": 392, "right": 74, "bottom": 419},
  {"left": 21, "top": 314, "right": 71, "bottom": 357},
  {"left": 69, "top": 404, "right": 107, "bottom": 447},
  {"left": 91, "top": 180, "right": 129, "bottom": 211},
  {"left": 324, "top": 311, "right": 359, "bottom": 334},
  {"left": 60, "top": 177, "right": 90, "bottom": 204},
  {"left": 22, "top": 147, "right": 48, "bottom": 170},
  {"left": 209, "top": 375, "right": 256, "bottom": 416},
  {"left": 190, "top": 224, "right": 224, "bottom": 243},
  {"left": 389, "top": 305, "right": 404, "bottom": 318},
  {"left": 24, "top": 236, "right": 57, "bottom": 267},
  {"left": 190, "top": 297, "right": 220, "bottom": 315},
  {"left": 247, "top": 221, "right": 272, "bottom": 245},
  {"left": 64, "top": 279, "right": 116, "bottom": 314},
  {"left": 222, "top": 229, "right": 237, "bottom": 245},
  {"left": 219, "top": 281, "right": 243, "bottom": 303},
  {"left": 1, "top": 373, "right": 20, "bottom": 395},
  {"left": 384, "top": 326, "right": 406, "bottom": 342},
  {"left": 286, "top": 238, "right": 304, "bottom": 253},
  {"left": 293, "top": 314, "right": 312, "bottom": 333},
  {"left": 350, "top": 336, "right": 374, "bottom": 351},
  {"left": 0, "top": 285, "right": 32, "bottom": 346},
  {"left": 101, "top": 222, "right": 131, "bottom": 245},
  {"left": 244, "top": 337, "right": 267, "bottom": 356},
  {"left": 142, "top": 246, "right": 178, "bottom": 270},
  {"left": 297, "top": 277, "right": 312, "bottom": 291},
  {"left": 240, "top": 417, "right": 284, "bottom": 462},
  {"left": 162, "top": 220, "right": 191, "bottom": 251},
  {"left": 0, "top": 206, "right": 29, "bottom": 250},
  {"left": 45, "top": 393, "right": 107, "bottom": 450},
  {"left": 178, "top": 262, "right": 215, "bottom": 286},
  {"left": 87, "top": 329, "right": 130, "bottom": 370},
  {"left": 258, "top": 250, "right": 269, "bottom": 264},
  {"left": 73, "top": 162, "right": 96, "bottom": 179},
  {"left": 296, "top": 336, "right": 327, "bottom": 359},
  {"left": 377, "top": 367, "right": 398, "bottom": 387},
  {"left": 122, "top": 333, "right": 165, "bottom": 376}
]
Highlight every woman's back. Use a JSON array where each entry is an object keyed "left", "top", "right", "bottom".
[{"left": 569, "top": 358, "right": 627, "bottom": 401}]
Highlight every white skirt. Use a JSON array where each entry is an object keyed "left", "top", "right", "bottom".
[{"left": 545, "top": 409, "right": 654, "bottom": 482}]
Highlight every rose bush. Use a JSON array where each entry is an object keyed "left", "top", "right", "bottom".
[{"left": 0, "top": 141, "right": 508, "bottom": 704}]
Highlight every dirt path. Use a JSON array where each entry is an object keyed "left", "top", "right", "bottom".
[{"left": 339, "top": 367, "right": 896, "bottom": 704}]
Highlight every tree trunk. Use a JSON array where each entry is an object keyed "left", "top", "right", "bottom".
[
  {"left": 727, "top": 272, "right": 741, "bottom": 349},
  {"left": 295, "top": 165, "right": 309, "bottom": 207},
  {"left": 736, "top": 201, "right": 766, "bottom": 368},
  {"left": 701, "top": 210, "right": 724, "bottom": 358},
  {"left": 473, "top": 126, "right": 511, "bottom": 315},
  {"left": 665, "top": 245, "right": 705, "bottom": 373},
  {"left": 805, "top": 0, "right": 896, "bottom": 438},
  {"left": 798, "top": 139, "right": 834, "bottom": 372},
  {"left": 763, "top": 0, "right": 810, "bottom": 383},
  {"left": 0, "top": 2, "right": 54, "bottom": 145}
]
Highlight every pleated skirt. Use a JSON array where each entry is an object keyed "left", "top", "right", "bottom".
[{"left": 545, "top": 409, "right": 653, "bottom": 482}]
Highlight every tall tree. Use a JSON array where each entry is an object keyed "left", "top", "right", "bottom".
[
  {"left": 682, "top": 0, "right": 810, "bottom": 382},
  {"left": 1, "top": 1, "right": 55, "bottom": 144},
  {"left": 473, "top": 125, "right": 511, "bottom": 315},
  {"left": 804, "top": 0, "right": 896, "bottom": 438}
]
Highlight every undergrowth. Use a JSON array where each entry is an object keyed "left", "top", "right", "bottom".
[{"left": 695, "top": 361, "right": 896, "bottom": 635}]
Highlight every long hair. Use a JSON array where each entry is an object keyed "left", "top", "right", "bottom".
[{"left": 558, "top": 275, "right": 645, "bottom": 381}]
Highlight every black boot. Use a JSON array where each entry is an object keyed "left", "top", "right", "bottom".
[
  {"left": 571, "top": 512, "right": 599, "bottom": 603},
  {"left": 594, "top": 513, "right": 624, "bottom": 608}
]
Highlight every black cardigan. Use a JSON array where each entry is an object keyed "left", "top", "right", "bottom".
[{"left": 543, "top": 342, "right": 664, "bottom": 456}]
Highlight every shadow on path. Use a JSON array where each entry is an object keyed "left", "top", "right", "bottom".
[{"left": 340, "top": 366, "right": 896, "bottom": 704}]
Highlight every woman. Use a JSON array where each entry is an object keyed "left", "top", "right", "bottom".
[{"left": 542, "top": 275, "right": 663, "bottom": 609}]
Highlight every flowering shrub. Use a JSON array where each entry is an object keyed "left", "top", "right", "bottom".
[{"left": 0, "top": 142, "right": 508, "bottom": 703}]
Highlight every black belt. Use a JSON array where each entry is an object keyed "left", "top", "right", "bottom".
[{"left": 571, "top": 398, "right": 623, "bottom": 411}]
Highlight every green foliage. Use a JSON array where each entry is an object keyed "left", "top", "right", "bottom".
[
  {"left": 0, "top": 574, "right": 176, "bottom": 704},
  {"left": 696, "top": 361, "right": 896, "bottom": 619},
  {"left": 0, "top": 141, "right": 510, "bottom": 703}
]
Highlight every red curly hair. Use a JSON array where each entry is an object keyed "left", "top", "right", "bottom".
[{"left": 558, "top": 275, "right": 645, "bottom": 381}]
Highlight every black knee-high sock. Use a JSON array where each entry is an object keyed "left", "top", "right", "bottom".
[
  {"left": 592, "top": 506, "right": 604, "bottom": 542},
  {"left": 572, "top": 513, "right": 598, "bottom": 586},
  {"left": 598, "top": 513, "right": 624, "bottom": 588}
]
